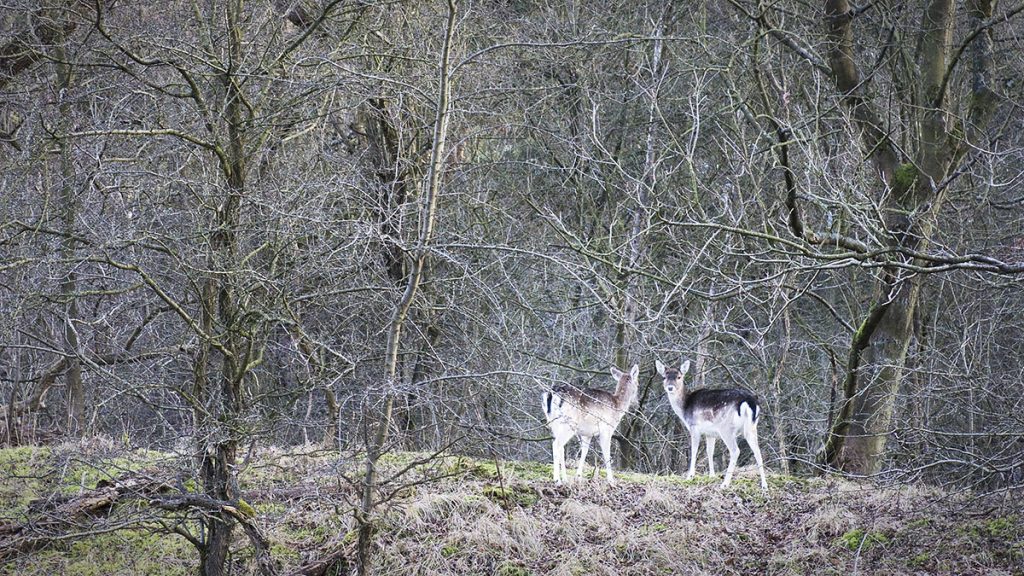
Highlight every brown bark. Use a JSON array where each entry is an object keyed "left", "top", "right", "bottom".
[
  {"left": 823, "top": 0, "right": 899, "bottom": 183},
  {"left": 196, "top": 3, "right": 250, "bottom": 573},
  {"left": 358, "top": 97, "right": 415, "bottom": 286},
  {"left": 828, "top": 0, "right": 952, "bottom": 475},
  {"left": 0, "top": 472, "right": 174, "bottom": 562},
  {"left": 323, "top": 388, "right": 340, "bottom": 448},
  {"left": 54, "top": 43, "right": 85, "bottom": 437},
  {"left": 286, "top": 547, "right": 351, "bottom": 576},
  {"left": 821, "top": 0, "right": 1000, "bottom": 475},
  {"left": 357, "top": 3, "right": 458, "bottom": 573},
  {"left": 0, "top": 5, "right": 76, "bottom": 90}
]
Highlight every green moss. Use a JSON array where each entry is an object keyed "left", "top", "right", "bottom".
[
  {"left": 905, "top": 517, "right": 931, "bottom": 529},
  {"left": 983, "top": 516, "right": 1019, "bottom": 538},
  {"left": 640, "top": 523, "right": 668, "bottom": 535},
  {"left": 767, "top": 473, "right": 813, "bottom": 488},
  {"left": 836, "top": 528, "right": 889, "bottom": 551},
  {"left": 458, "top": 460, "right": 499, "bottom": 479},
  {"left": 377, "top": 451, "right": 428, "bottom": 470},
  {"left": 254, "top": 501, "right": 286, "bottom": 515},
  {"left": 957, "top": 516, "right": 1020, "bottom": 544},
  {"left": 16, "top": 529, "right": 192, "bottom": 576},
  {"left": 271, "top": 542, "right": 300, "bottom": 563},
  {"left": 728, "top": 477, "right": 772, "bottom": 502},
  {"left": 496, "top": 561, "right": 531, "bottom": 576},
  {"left": 957, "top": 524, "right": 982, "bottom": 541},
  {"left": 235, "top": 498, "right": 256, "bottom": 518},
  {"left": 441, "top": 543, "right": 460, "bottom": 557},
  {"left": 445, "top": 457, "right": 550, "bottom": 482},
  {"left": 57, "top": 450, "right": 162, "bottom": 496},
  {"left": 481, "top": 483, "right": 538, "bottom": 509},
  {"left": 0, "top": 445, "right": 51, "bottom": 469},
  {"left": 340, "top": 529, "right": 359, "bottom": 545},
  {"left": 684, "top": 474, "right": 718, "bottom": 486},
  {"left": 0, "top": 446, "right": 52, "bottom": 516},
  {"left": 892, "top": 162, "right": 918, "bottom": 197},
  {"left": 910, "top": 552, "right": 931, "bottom": 567},
  {"left": 502, "top": 459, "right": 553, "bottom": 481},
  {"left": 837, "top": 528, "right": 864, "bottom": 549}
]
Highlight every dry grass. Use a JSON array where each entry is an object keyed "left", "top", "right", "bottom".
[
  {"left": 2, "top": 446, "right": 1023, "bottom": 575},
  {"left": 363, "top": 459, "right": 1024, "bottom": 576}
]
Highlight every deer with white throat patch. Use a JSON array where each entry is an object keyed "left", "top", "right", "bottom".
[{"left": 657, "top": 359, "right": 768, "bottom": 490}]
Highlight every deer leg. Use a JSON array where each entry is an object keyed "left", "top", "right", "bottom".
[
  {"left": 744, "top": 423, "right": 768, "bottom": 490},
  {"left": 575, "top": 435, "right": 592, "bottom": 481},
  {"left": 720, "top": 433, "right": 740, "bottom": 488},
  {"left": 599, "top": 428, "right": 615, "bottom": 485},
  {"left": 686, "top": 431, "right": 700, "bottom": 481},
  {"left": 705, "top": 436, "right": 717, "bottom": 477},
  {"left": 552, "top": 432, "right": 569, "bottom": 483}
]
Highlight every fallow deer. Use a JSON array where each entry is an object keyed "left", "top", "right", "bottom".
[
  {"left": 657, "top": 359, "right": 768, "bottom": 489},
  {"left": 542, "top": 364, "right": 640, "bottom": 485}
]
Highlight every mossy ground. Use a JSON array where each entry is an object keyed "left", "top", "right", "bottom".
[
  {"left": 0, "top": 445, "right": 52, "bottom": 517},
  {"left": 5, "top": 530, "right": 194, "bottom": 576},
  {"left": 0, "top": 442, "right": 165, "bottom": 518},
  {"left": 2, "top": 444, "right": 1022, "bottom": 575}
]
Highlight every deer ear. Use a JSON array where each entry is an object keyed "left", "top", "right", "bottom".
[
  {"left": 655, "top": 359, "right": 666, "bottom": 377},
  {"left": 630, "top": 364, "right": 640, "bottom": 382},
  {"left": 680, "top": 360, "right": 691, "bottom": 375},
  {"left": 610, "top": 366, "right": 625, "bottom": 381}
]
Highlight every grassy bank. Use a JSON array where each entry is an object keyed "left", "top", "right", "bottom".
[{"left": 1, "top": 445, "right": 1021, "bottom": 575}]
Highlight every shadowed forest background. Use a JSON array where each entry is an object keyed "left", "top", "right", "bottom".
[{"left": 1, "top": 0, "right": 1023, "bottom": 574}]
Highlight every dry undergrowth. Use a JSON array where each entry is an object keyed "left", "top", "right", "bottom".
[
  {"left": 2, "top": 445, "right": 1022, "bottom": 575},
  {"left": 367, "top": 462, "right": 1024, "bottom": 576}
]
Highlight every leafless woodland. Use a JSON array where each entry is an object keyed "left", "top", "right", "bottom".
[{"left": 2, "top": 0, "right": 1023, "bottom": 574}]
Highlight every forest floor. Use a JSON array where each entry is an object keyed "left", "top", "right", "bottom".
[{"left": 1, "top": 441, "right": 1022, "bottom": 575}]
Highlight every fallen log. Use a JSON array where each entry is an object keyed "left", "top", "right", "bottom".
[
  {"left": 0, "top": 470, "right": 174, "bottom": 560},
  {"left": 0, "top": 468, "right": 350, "bottom": 576}
]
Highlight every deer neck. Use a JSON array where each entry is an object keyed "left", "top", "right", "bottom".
[
  {"left": 613, "top": 375, "right": 638, "bottom": 410},
  {"left": 667, "top": 384, "right": 688, "bottom": 418}
]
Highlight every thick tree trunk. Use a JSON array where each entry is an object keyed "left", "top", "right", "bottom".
[
  {"left": 820, "top": 0, "right": 1000, "bottom": 475},
  {"left": 198, "top": 3, "right": 249, "bottom": 573},
  {"left": 832, "top": 278, "right": 920, "bottom": 473}
]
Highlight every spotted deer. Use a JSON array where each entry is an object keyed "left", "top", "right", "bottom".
[
  {"left": 542, "top": 364, "right": 640, "bottom": 485},
  {"left": 657, "top": 359, "right": 768, "bottom": 489}
]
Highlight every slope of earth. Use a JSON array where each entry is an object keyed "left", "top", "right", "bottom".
[{"left": 0, "top": 443, "right": 1021, "bottom": 575}]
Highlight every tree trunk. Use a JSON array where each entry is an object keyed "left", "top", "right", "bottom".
[
  {"left": 356, "top": 3, "right": 457, "bottom": 573},
  {"left": 832, "top": 278, "right": 920, "bottom": 474},
  {"left": 613, "top": 8, "right": 667, "bottom": 471},
  {"left": 820, "top": 0, "right": 997, "bottom": 475},
  {"left": 198, "top": 3, "right": 249, "bottom": 572},
  {"left": 54, "top": 44, "right": 84, "bottom": 437},
  {"left": 769, "top": 277, "right": 793, "bottom": 475},
  {"left": 323, "top": 388, "right": 339, "bottom": 449}
]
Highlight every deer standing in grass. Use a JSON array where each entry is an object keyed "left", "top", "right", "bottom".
[
  {"left": 542, "top": 364, "right": 640, "bottom": 485},
  {"left": 657, "top": 359, "right": 768, "bottom": 489}
]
